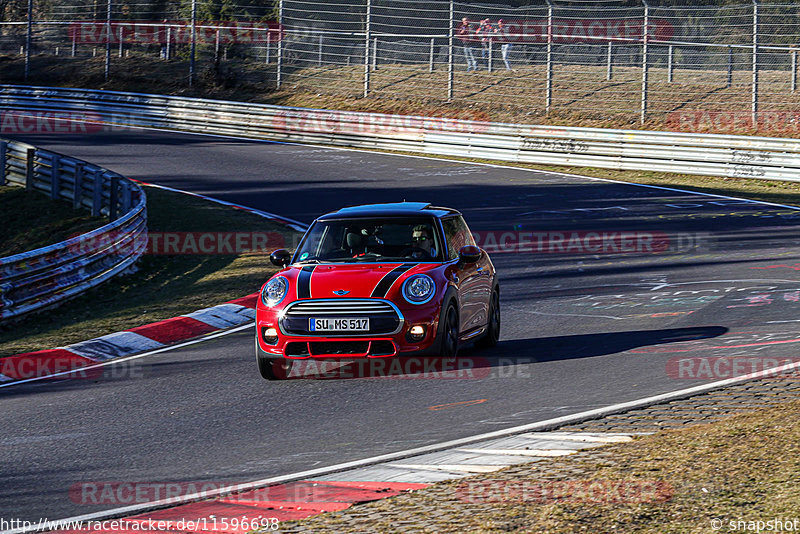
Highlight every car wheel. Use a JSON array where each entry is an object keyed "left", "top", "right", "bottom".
[
  {"left": 257, "top": 356, "right": 293, "bottom": 380},
  {"left": 256, "top": 339, "right": 293, "bottom": 380},
  {"left": 478, "top": 289, "right": 500, "bottom": 348},
  {"left": 439, "top": 303, "right": 460, "bottom": 359}
]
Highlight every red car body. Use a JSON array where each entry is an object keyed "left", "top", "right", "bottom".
[{"left": 255, "top": 203, "right": 499, "bottom": 380}]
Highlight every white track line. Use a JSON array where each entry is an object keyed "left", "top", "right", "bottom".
[
  {"left": 456, "top": 448, "right": 577, "bottom": 457},
  {"left": 135, "top": 180, "right": 308, "bottom": 231}
]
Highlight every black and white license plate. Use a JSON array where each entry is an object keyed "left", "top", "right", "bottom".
[{"left": 310, "top": 318, "right": 369, "bottom": 332}]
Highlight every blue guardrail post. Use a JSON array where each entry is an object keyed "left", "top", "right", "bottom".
[
  {"left": 73, "top": 163, "right": 84, "bottom": 209},
  {"left": 92, "top": 169, "right": 103, "bottom": 217},
  {"left": 25, "top": 148, "right": 34, "bottom": 192},
  {"left": 50, "top": 155, "right": 61, "bottom": 200},
  {"left": 0, "top": 141, "right": 6, "bottom": 187},
  {"left": 109, "top": 174, "right": 119, "bottom": 220}
]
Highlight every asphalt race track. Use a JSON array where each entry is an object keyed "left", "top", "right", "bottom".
[{"left": 3, "top": 128, "right": 800, "bottom": 521}]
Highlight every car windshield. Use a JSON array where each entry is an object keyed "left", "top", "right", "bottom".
[{"left": 294, "top": 217, "right": 444, "bottom": 263}]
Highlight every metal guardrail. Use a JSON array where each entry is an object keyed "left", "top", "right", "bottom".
[
  {"left": 1, "top": 84, "right": 799, "bottom": 185},
  {"left": 0, "top": 136, "right": 147, "bottom": 322}
]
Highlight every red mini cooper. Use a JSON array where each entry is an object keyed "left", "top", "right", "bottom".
[{"left": 255, "top": 202, "right": 499, "bottom": 380}]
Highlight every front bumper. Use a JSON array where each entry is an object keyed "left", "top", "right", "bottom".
[{"left": 256, "top": 298, "right": 441, "bottom": 359}]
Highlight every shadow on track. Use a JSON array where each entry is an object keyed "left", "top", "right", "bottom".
[{"left": 269, "top": 325, "right": 728, "bottom": 380}]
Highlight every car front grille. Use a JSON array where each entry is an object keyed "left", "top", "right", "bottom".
[
  {"left": 310, "top": 341, "right": 369, "bottom": 356},
  {"left": 286, "top": 300, "right": 397, "bottom": 316},
  {"left": 284, "top": 340, "right": 398, "bottom": 358},
  {"left": 281, "top": 299, "right": 402, "bottom": 336}
]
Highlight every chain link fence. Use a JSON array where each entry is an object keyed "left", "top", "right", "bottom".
[{"left": 3, "top": 1, "right": 800, "bottom": 129}]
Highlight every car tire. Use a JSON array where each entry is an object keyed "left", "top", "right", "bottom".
[
  {"left": 256, "top": 338, "right": 293, "bottom": 380},
  {"left": 257, "top": 356, "right": 293, "bottom": 380},
  {"left": 438, "top": 302, "right": 460, "bottom": 359},
  {"left": 477, "top": 288, "right": 500, "bottom": 348}
]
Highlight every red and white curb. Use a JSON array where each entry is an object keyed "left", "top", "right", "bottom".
[
  {"left": 8, "top": 432, "right": 634, "bottom": 534},
  {"left": 0, "top": 294, "right": 259, "bottom": 383},
  {"left": 57, "top": 481, "right": 430, "bottom": 533}
]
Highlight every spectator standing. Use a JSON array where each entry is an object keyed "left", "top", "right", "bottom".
[
  {"left": 494, "top": 19, "right": 514, "bottom": 71},
  {"left": 456, "top": 17, "right": 478, "bottom": 71},
  {"left": 477, "top": 19, "right": 493, "bottom": 69}
]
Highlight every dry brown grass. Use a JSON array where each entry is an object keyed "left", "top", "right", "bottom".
[{"left": 277, "top": 399, "right": 800, "bottom": 533}]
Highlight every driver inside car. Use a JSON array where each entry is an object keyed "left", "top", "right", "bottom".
[{"left": 403, "top": 224, "right": 437, "bottom": 259}]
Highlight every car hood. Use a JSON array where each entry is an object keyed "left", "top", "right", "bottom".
[{"left": 287, "top": 262, "right": 434, "bottom": 300}]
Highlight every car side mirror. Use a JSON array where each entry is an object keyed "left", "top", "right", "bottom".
[
  {"left": 270, "top": 249, "right": 292, "bottom": 267},
  {"left": 458, "top": 245, "right": 482, "bottom": 264}
]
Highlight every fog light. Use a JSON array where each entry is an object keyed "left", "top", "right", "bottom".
[
  {"left": 262, "top": 327, "right": 278, "bottom": 345},
  {"left": 408, "top": 325, "right": 426, "bottom": 341}
]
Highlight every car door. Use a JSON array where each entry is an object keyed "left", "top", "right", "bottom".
[
  {"left": 461, "top": 216, "right": 492, "bottom": 328},
  {"left": 443, "top": 216, "right": 489, "bottom": 334}
]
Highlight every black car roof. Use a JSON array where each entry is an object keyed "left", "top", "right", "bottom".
[{"left": 316, "top": 202, "right": 461, "bottom": 221}]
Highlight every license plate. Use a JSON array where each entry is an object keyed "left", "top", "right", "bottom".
[{"left": 310, "top": 318, "right": 370, "bottom": 332}]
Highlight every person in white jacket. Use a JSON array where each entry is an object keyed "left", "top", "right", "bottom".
[{"left": 494, "top": 19, "right": 514, "bottom": 71}]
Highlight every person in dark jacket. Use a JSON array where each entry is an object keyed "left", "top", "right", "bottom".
[{"left": 457, "top": 17, "right": 479, "bottom": 71}]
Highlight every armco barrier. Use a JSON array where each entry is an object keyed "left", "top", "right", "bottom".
[
  {"left": 0, "top": 137, "right": 147, "bottom": 322},
  {"left": 2, "top": 85, "right": 800, "bottom": 182}
]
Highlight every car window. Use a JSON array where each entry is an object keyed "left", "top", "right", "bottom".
[
  {"left": 442, "top": 216, "right": 476, "bottom": 260},
  {"left": 294, "top": 217, "right": 444, "bottom": 263}
]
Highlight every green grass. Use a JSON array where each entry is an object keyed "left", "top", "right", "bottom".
[
  {"left": 0, "top": 185, "right": 301, "bottom": 357},
  {"left": 0, "top": 185, "right": 106, "bottom": 257}
]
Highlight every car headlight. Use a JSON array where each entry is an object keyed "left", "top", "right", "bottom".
[
  {"left": 261, "top": 276, "right": 288, "bottom": 307},
  {"left": 402, "top": 274, "right": 436, "bottom": 305}
]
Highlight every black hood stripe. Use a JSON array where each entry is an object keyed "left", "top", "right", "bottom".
[
  {"left": 297, "top": 265, "right": 316, "bottom": 299},
  {"left": 371, "top": 264, "right": 414, "bottom": 298}
]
